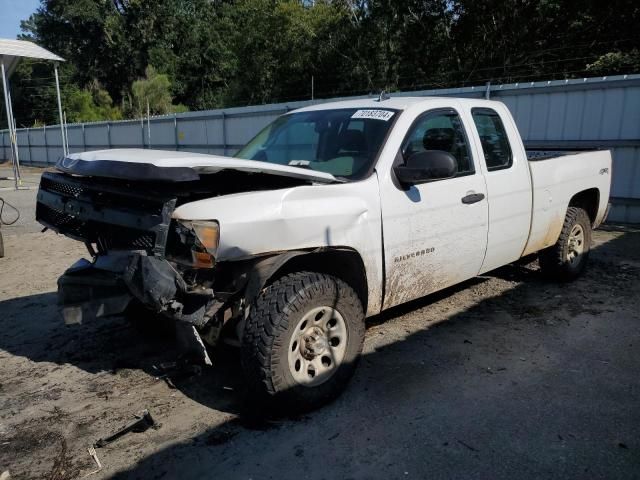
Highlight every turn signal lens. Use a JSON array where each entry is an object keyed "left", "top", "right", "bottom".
[
  {"left": 174, "top": 220, "right": 220, "bottom": 268},
  {"left": 192, "top": 250, "right": 215, "bottom": 268},
  {"left": 191, "top": 221, "right": 220, "bottom": 253}
]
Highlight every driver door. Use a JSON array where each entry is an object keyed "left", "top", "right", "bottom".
[{"left": 379, "top": 108, "right": 489, "bottom": 309}]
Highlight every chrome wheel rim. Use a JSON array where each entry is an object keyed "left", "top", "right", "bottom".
[
  {"left": 567, "top": 224, "right": 585, "bottom": 264},
  {"left": 287, "top": 306, "right": 347, "bottom": 387}
]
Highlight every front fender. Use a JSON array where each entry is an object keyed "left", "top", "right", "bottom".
[{"left": 173, "top": 175, "right": 384, "bottom": 316}]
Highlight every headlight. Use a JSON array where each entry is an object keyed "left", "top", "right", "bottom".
[
  {"left": 173, "top": 220, "right": 220, "bottom": 269},
  {"left": 189, "top": 221, "right": 220, "bottom": 255}
]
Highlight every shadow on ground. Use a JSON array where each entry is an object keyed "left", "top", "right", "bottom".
[
  {"left": 1, "top": 228, "right": 639, "bottom": 479},
  {"left": 0, "top": 290, "right": 248, "bottom": 416}
]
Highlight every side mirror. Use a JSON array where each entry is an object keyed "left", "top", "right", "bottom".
[{"left": 394, "top": 150, "right": 457, "bottom": 185}]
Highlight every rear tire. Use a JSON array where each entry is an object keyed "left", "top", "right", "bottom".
[
  {"left": 241, "top": 271, "right": 364, "bottom": 413},
  {"left": 539, "top": 207, "right": 592, "bottom": 281}
]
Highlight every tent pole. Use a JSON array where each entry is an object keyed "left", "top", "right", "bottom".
[
  {"left": 54, "top": 63, "right": 67, "bottom": 156},
  {"left": 1, "top": 59, "right": 19, "bottom": 189},
  {"left": 5, "top": 75, "right": 21, "bottom": 187},
  {"left": 11, "top": 114, "right": 22, "bottom": 186}
]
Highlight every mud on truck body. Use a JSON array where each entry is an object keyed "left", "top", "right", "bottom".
[{"left": 37, "top": 97, "right": 611, "bottom": 411}]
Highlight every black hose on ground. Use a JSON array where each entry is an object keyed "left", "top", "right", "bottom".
[
  {"left": 0, "top": 197, "right": 20, "bottom": 226},
  {"left": 0, "top": 197, "right": 19, "bottom": 258}
]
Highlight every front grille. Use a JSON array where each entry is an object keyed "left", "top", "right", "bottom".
[
  {"left": 96, "top": 226, "right": 156, "bottom": 251},
  {"left": 40, "top": 176, "right": 85, "bottom": 197},
  {"left": 37, "top": 203, "right": 84, "bottom": 238},
  {"left": 40, "top": 174, "right": 164, "bottom": 214},
  {"left": 37, "top": 172, "right": 175, "bottom": 255},
  {"left": 37, "top": 202, "right": 157, "bottom": 250}
]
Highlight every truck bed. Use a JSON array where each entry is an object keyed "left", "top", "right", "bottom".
[
  {"left": 526, "top": 149, "right": 594, "bottom": 161},
  {"left": 522, "top": 149, "right": 612, "bottom": 256}
]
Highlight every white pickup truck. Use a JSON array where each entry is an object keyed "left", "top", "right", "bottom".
[{"left": 37, "top": 97, "right": 611, "bottom": 411}]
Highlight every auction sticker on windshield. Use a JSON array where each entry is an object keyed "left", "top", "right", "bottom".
[{"left": 351, "top": 110, "right": 395, "bottom": 121}]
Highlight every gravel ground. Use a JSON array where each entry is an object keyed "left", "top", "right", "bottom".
[{"left": 0, "top": 165, "right": 639, "bottom": 480}]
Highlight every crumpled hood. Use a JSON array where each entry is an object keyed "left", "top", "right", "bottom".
[{"left": 55, "top": 148, "right": 339, "bottom": 184}]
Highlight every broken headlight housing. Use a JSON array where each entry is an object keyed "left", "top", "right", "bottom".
[{"left": 168, "top": 220, "right": 220, "bottom": 269}]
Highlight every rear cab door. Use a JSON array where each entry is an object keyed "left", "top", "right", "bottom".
[{"left": 460, "top": 101, "right": 533, "bottom": 273}]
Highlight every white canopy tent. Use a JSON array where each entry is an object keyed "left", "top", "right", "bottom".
[{"left": 0, "top": 39, "right": 66, "bottom": 189}]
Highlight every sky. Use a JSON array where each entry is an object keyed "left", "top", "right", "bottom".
[{"left": 0, "top": 0, "right": 40, "bottom": 39}]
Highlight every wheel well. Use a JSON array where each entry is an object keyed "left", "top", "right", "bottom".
[
  {"left": 569, "top": 188, "right": 599, "bottom": 224},
  {"left": 269, "top": 249, "right": 369, "bottom": 312}
]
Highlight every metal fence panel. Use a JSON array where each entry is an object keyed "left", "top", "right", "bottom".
[
  {"left": 601, "top": 88, "right": 625, "bottom": 139},
  {"left": 611, "top": 147, "right": 640, "bottom": 199},
  {"left": 178, "top": 117, "right": 208, "bottom": 149},
  {"left": 618, "top": 88, "right": 640, "bottom": 139},
  {"left": 30, "top": 128, "right": 45, "bottom": 146},
  {"left": 1, "top": 131, "right": 6, "bottom": 160},
  {"left": 149, "top": 118, "right": 175, "bottom": 148},
  {"left": 2, "top": 73, "right": 640, "bottom": 222},
  {"left": 545, "top": 92, "right": 567, "bottom": 140},
  {"left": 109, "top": 121, "right": 140, "bottom": 148},
  {"left": 203, "top": 117, "right": 225, "bottom": 147},
  {"left": 562, "top": 90, "right": 586, "bottom": 140},
  {"left": 528, "top": 93, "right": 550, "bottom": 139},
  {"left": 83, "top": 123, "right": 109, "bottom": 148},
  {"left": 225, "top": 110, "right": 283, "bottom": 147},
  {"left": 15, "top": 130, "right": 30, "bottom": 162},
  {"left": 515, "top": 94, "right": 535, "bottom": 138},
  {"left": 66, "top": 125, "right": 83, "bottom": 154}
]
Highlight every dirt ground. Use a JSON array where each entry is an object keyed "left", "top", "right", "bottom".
[{"left": 1, "top": 166, "right": 639, "bottom": 479}]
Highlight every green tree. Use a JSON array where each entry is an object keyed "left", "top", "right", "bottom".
[
  {"left": 587, "top": 50, "right": 640, "bottom": 75},
  {"left": 112, "top": 0, "right": 233, "bottom": 110},
  {"left": 219, "top": 0, "right": 359, "bottom": 104},
  {"left": 130, "top": 65, "right": 187, "bottom": 117},
  {"left": 449, "top": 0, "right": 640, "bottom": 84},
  {"left": 65, "top": 82, "right": 122, "bottom": 123},
  {"left": 6, "top": 0, "right": 640, "bottom": 128},
  {"left": 344, "top": 0, "right": 452, "bottom": 92},
  {"left": 19, "top": 0, "right": 131, "bottom": 103}
]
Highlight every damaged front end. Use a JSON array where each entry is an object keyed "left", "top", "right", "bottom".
[
  {"left": 56, "top": 252, "right": 212, "bottom": 327},
  {"left": 57, "top": 251, "right": 218, "bottom": 365},
  {"left": 36, "top": 166, "right": 301, "bottom": 362},
  {"left": 37, "top": 170, "right": 217, "bottom": 320}
]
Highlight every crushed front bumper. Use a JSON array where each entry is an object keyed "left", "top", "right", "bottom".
[
  {"left": 58, "top": 253, "right": 212, "bottom": 327},
  {"left": 59, "top": 253, "right": 215, "bottom": 364}
]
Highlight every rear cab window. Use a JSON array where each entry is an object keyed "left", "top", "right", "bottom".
[{"left": 471, "top": 108, "right": 513, "bottom": 171}]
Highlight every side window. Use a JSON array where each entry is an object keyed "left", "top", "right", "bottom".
[
  {"left": 402, "top": 110, "right": 474, "bottom": 177},
  {"left": 471, "top": 108, "right": 513, "bottom": 171}
]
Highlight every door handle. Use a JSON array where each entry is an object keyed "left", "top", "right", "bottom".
[{"left": 461, "top": 193, "right": 485, "bottom": 204}]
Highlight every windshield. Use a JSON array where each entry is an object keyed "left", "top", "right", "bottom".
[{"left": 234, "top": 108, "right": 398, "bottom": 180}]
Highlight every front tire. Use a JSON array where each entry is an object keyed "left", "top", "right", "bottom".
[
  {"left": 241, "top": 271, "right": 364, "bottom": 413},
  {"left": 539, "top": 206, "right": 592, "bottom": 281}
]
